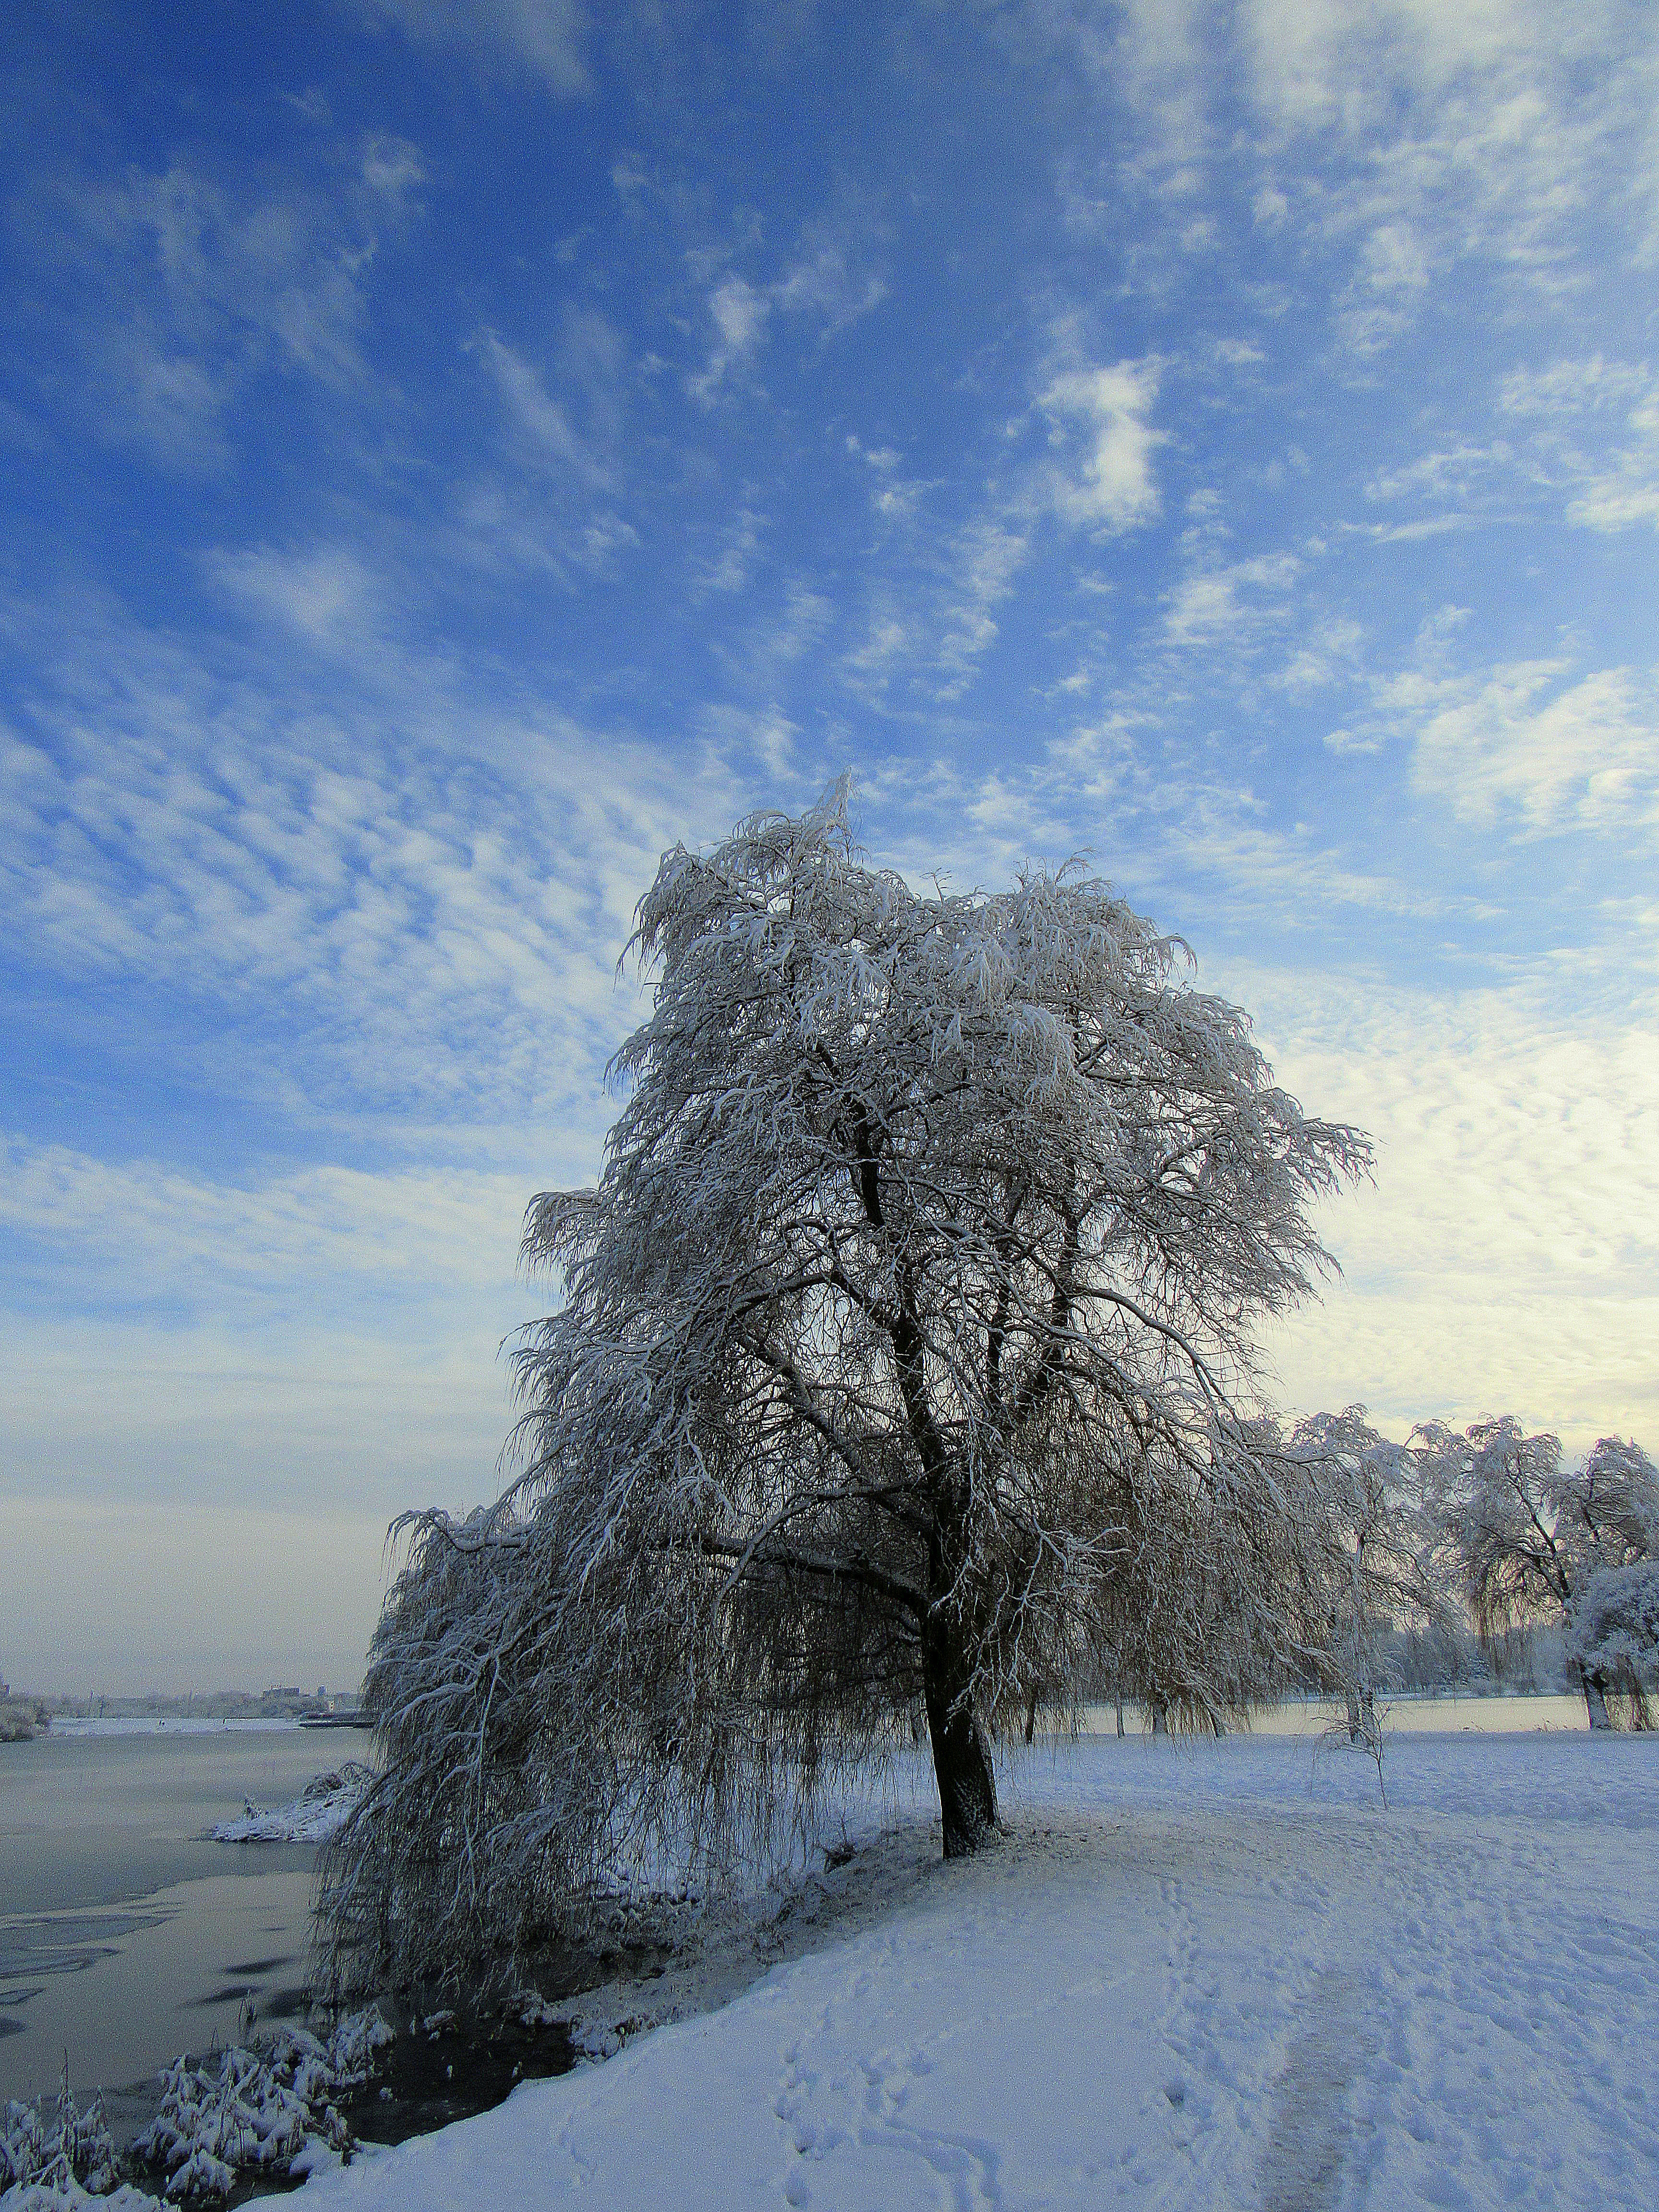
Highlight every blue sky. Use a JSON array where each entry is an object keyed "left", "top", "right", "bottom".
[{"left": 3, "top": 1, "right": 1656, "bottom": 1691}]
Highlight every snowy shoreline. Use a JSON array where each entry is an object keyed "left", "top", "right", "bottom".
[
  {"left": 39, "top": 1718, "right": 307, "bottom": 1740},
  {"left": 6, "top": 1728, "right": 1656, "bottom": 2208},
  {"left": 279, "top": 1725, "right": 1659, "bottom": 2212},
  {"left": 211, "top": 1764, "right": 372, "bottom": 1844}
]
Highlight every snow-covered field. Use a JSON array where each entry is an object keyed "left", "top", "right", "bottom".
[{"left": 301, "top": 1728, "right": 1658, "bottom": 2212}]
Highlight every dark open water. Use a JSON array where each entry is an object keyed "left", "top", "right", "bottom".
[{"left": 0, "top": 1722, "right": 344, "bottom": 2105}]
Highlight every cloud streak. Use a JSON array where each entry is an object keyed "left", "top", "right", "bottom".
[{"left": 357, "top": 0, "right": 590, "bottom": 95}]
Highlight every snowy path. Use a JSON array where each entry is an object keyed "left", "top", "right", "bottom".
[{"left": 307, "top": 1733, "right": 1659, "bottom": 2211}]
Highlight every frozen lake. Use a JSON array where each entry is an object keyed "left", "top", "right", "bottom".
[{"left": 0, "top": 1721, "right": 350, "bottom": 2105}]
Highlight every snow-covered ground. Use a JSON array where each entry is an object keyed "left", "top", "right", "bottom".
[{"left": 296, "top": 1727, "right": 1658, "bottom": 2212}]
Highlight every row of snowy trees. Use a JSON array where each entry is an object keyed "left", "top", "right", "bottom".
[
  {"left": 316, "top": 790, "right": 1656, "bottom": 2002},
  {"left": 1285, "top": 1409, "right": 1659, "bottom": 1735}
]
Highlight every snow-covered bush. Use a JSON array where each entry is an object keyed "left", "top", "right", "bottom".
[
  {"left": 1566, "top": 1561, "right": 1659, "bottom": 1729},
  {"left": 1, "top": 2082, "right": 120, "bottom": 2200},
  {"left": 212, "top": 1762, "right": 372, "bottom": 1843},
  {"left": 322, "top": 784, "right": 1371, "bottom": 1995},
  {"left": 132, "top": 2010, "right": 391, "bottom": 2201},
  {"left": 1, "top": 2184, "right": 165, "bottom": 2211}
]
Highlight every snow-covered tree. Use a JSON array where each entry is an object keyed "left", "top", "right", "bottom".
[
  {"left": 322, "top": 787, "right": 1370, "bottom": 1994},
  {"left": 1289, "top": 1407, "right": 1451, "bottom": 1739},
  {"left": 1565, "top": 1560, "right": 1659, "bottom": 1730},
  {"left": 1426, "top": 1420, "right": 1659, "bottom": 1729}
]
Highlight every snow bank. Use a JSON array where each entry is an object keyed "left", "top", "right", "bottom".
[
  {"left": 212, "top": 1763, "right": 372, "bottom": 1843},
  {"left": 300, "top": 1728, "right": 1659, "bottom": 2212},
  {"left": 47, "top": 1718, "right": 301, "bottom": 1739}
]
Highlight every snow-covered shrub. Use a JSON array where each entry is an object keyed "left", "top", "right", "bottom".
[
  {"left": 133, "top": 2009, "right": 390, "bottom": 2201},
  {"left": 212, "top": 1763, "right": 372, "bottom": 1843},
  {"left": 1, "top": 2183, "right": 165, "bottom": 2211},
  {"left": 1566, "top": 1561, "right": 1659, "bottom": 1729},
  {"left": 1, "top": 2082, "right": 119, "bottom": 2199}
]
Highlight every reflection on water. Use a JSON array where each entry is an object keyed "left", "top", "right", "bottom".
[{"left": 0, "top": 1725, "right": 346, "bottom": 2104}]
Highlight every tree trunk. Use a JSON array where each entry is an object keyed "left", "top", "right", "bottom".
[
  {"left": 922, "top": 1614, "right": 998, "bottom": 1857},
  {"left": 1115, "top": 1691, "right": 1125, "bottom": 1739},
  {"left": 1150, "top": 1695, "right": 1167, "bottom": 1737},
  {"left": 1582, "top": 1667, "right": 1613, "bottom": 1732},
  {"left": 1346, "top": 1690, "right": 1362, "bottom": 1743},
  {"left": 1023, "top": 1681, "right": 1039, "bottom": 1745}
]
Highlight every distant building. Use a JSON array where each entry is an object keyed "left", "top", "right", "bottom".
[{"left": 256, "top": 1685, "right": 324, "bottom": 1717}]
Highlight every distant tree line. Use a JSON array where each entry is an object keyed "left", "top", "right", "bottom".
[{"left": 1267, "top": 1410, "right": 1658, "bottom": 1734}]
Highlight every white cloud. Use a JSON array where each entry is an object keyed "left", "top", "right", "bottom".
[
  {"left": 695, "top": 506, "right": 766, "bottom": 596},
  {"left": 1304, "top": 6, "right": 1652, "bottom": 320},
  {"left": 1035, "top": 0, "right": 1213, "bottom": 205},
  {"left": 702, "top": 701, "right": 798, "bottom": 779},
  {"left": 1499, "top": 356, "right": 1659, "bottom": 530},
  {"left": 843, "top": 611, "right": 912, "bottom": 689},
  {"left": 476, "top": 329, "right": 610, "bottom": 485},
  {"left": 773, "top": 222, "right": 888, "bottom": 329},
  {"left": 1274, "top": 613, "right": 1365, "bottom": 693},
  {"left": 1039, "top": 357, "right": 1164, "bottom": 532},
  {"left": 0, "top": 586, "right": 743, "bottom": 1125},
  {"left": 687, "top": 204, "right": 887, "bottom": 402},
  {"left": 30, "top": 143, "right": 424, "bottom": 466},
  {"left": 100, "top": 334, "right": 230, "bottom": 472},
  {"left": 1500, "top": 356, "right": 1654, "bottom": 415},
  {"left": 0, "top": 1141, "right": 527, "bottom": 1316},
  {"left": 1251, "top": 967, "right": 1659, "bottom": 1455},
  {"left": 1410, "top": 661, "right": 1659, "bottom": 832},
  {"left": 1360, "top": 358, "right": 1659, "bottom": 531},
  {"left": 106, "top": 159, "right": 399, "bottom": 384},
  {"left": 357, "top": 0, "right": 589, "bottom": 95},
  {"left": 1365, "top": 442, "right": 1513, "bottom": 504},
  {"left": 688, "top": 274, "right": 770, "bottom": 401},
  {"left": 938, "top": 519, "right": 1032, "bottom": 691},
  {"left": 453, "top": 313, "right": 632, "bottom": 578},
  {"left": 711, "top": 274, "right": 767, "bottom": 352},
  {"left": 1163, "top": 552, "right": 1298, "bottom": 648},
  {"left": 209, "top": 543, "right": 384, "bottom": 646},
  {"left": 712, "top": 577, "right": 834, "bottom": 689}
]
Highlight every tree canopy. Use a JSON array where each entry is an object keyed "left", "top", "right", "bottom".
[
  {"left": 1422, "top": 1418, "right": 1659, "bottom": 1727},
  {"left": 322, "top": 787, "right": 1374, "bottom": 1996}
]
